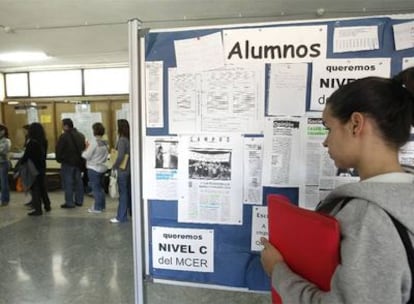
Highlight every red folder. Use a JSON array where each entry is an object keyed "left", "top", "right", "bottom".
[{"left": 267, "top": 194, "right": 340, "bottom": 304}]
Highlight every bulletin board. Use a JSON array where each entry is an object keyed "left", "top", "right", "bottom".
[{"left": 140, "top": 14, "right": 414, "bottom": 291}]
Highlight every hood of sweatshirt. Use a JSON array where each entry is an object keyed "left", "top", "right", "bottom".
[{"left": 323, "top": 180, "right": 414, "bottom": 234}]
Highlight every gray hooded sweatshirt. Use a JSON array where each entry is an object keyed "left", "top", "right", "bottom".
[{"left": 272, "top": 174, "right": 413, "bottom": 304}]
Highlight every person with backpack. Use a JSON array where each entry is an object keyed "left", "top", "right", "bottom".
[{"left": 261, "top": 67, "right": 414, "bottom": 303}]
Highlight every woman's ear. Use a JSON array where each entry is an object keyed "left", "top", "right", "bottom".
[{"left": 349, "top": 112, "right": 365, "bottom": 135}]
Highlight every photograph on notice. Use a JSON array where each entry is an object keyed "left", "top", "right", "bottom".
[
  {"left": 155, "top": 140, "right": 178, "bottom": 169},
  {"left": 188, "top": 149, "right": 231, "bottom": 180},
  {"left": 336, "top": 168, "right": 359, "bottom": 177}
]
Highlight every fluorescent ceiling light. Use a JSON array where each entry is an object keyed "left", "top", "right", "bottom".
[{"left": 0, "top": 51, "right": 50, "bottom": 62}]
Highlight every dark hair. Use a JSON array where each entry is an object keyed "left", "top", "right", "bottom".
[
  {"left": 62, "top": 118, "right": 74, "bottom": 129},
  {"left": 394, "top": 67, "right": 414, "bottom": 95},
  {"left": 28, "top": 122, "right": 47, "bottom": 149},
  {"left": 92, "top": 122, "right": 105, "bottom": 136},
  {"left": 117, "top": 119, "right": 130, "bottom": 139},
  {"left": 326, "top": 67, "right": 414, "bottom": 148},
  {"left": 0, "top": 124, "right": 9, "bottom": 138}
]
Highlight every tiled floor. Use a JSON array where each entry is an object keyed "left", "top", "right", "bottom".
[{"left": 0, "top": 191, "right": 271, "bottom": 304}]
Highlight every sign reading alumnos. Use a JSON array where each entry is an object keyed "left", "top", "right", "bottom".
[{"left": 223, "top": 25, "right": 327, "bottom": 64}]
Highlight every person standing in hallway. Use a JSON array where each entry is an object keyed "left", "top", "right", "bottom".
[
  {"left": 261, "top": 68, "right": 414, "bottom": 303},
  {"left": 15, "top": 124, "right": 37, "bottom": 209},
  {"left": 20, "top": 123, "right": 51, "bottom": 215},
  {"left": 82, "top": 122, "right": 109, "bottom": 213},
  {"left": 0, "top": 124, "right": 11, "bottom": 206},
  {"left": 110, "top": 119, "right": 131, "bottom": 223},
  {"left": 56, "top": 118, "right": 86, "bottom": 209}
]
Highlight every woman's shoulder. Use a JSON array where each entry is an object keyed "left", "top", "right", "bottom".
[{"left": 118, "top": 136, "right": 129, "bottom": 146}]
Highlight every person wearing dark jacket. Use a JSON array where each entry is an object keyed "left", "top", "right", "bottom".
[
  {"left": 20, "top": 123, "right": 51, "bottom": 216},
  {"left": 56, "top": 118, "right": 86, "bottom": 208}
]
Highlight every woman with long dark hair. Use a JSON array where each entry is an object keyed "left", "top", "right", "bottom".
[
  {"left": 261, "top": 68, "right": 414, "bottom": 303},
  {"left": 21, "top": 123, "right": 51, "bottom": 215},
  {"left": 110, "top": 119, "right": 131, "bottom": 223}
]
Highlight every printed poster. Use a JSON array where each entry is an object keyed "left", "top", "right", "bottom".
[
  {"left": 177, "top": 134, "right": 243, "bottom": 225},
  {"left": 152, "top": 227, "right": 214, "bottom": 272}
]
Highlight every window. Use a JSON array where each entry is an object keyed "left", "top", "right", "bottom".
[
  {"left": 84, "top": 67, "right": 129, "bottom": 95},
  {"left": 5, "top": 73, "right": 29, "bottom": 97},
  {"left": 30, "top": 70, "right": 82, "bottom": 97}
]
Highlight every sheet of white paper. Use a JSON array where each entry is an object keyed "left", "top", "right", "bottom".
[
  {"left": 251, "top": 206, "right": 268, "bottom": 251},
  {"left": 301, "top": 113, "right": 359, "bottom": 209},
  {"left": 199, "top": 66, "right": 265, "bottom": 133},
  {"left": 333, "top": 26, "right": 379, "bottom": 53},
  {"left": 399, "top": 127, "right": 414, "bottom": 170},
  {"left": 393, "top": 21, "right": 414, "bottom": 51},
  {"left": 174, "top": 32, "right": 225, "bottom": 73},
  {"left": 177, "top": 134, "right": 243, "bottom": 225},
  {"left": 61, "top": 112, "right": 102, "bottom": 141},
  {"left": 143, "top": 136, "right": 179, "bottom": 200},
  {"left": 301, "top": 114, "right": 330, "bottom": 209},
  {"left": 268, "top": 63, "right": 307, "bottom": 115},
  {"left": 27, "top": 107, "right": 39, "bottom": 123},
  {"left": 243, "top": 137, "right": 264, "bottom": 205},
  {"left": 169, "top": 65, "right": 265, "bottom": 134},
  {"left": 402, "top": 57, "right": 414, "bottom": 70},
  {"left": 146, "top": 61, "right": 164, "bottom": 128},
  {"left": 168, "top": 68, "right": 198, "bottom": 133},
  {"left": 310, "top": 58, "right": 391, "bottom": 111},
  {"left": 152, "top": 227, "right": 214, "bottom": 272},
  {"left": 262, "top": 116, "right": 304, "bottom": 187}
]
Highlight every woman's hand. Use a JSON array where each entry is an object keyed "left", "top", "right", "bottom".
[{"left": 260, "top": 237, "right": 284, "bottom": 276}]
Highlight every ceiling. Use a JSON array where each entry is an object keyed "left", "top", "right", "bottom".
[{"left": 0, "top": 0, "right": 414, "bottom": 72}]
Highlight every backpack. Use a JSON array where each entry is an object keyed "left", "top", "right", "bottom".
[{"left": 318, "top": 197, "right": 414, "bottom": 304}]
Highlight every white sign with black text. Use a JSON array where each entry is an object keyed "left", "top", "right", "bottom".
[
  {"left": 310, "top": 58, "right": 391, "bottom": 111},
  {"left": 152, "top": 227, "right": 214, "bottom": 272}
]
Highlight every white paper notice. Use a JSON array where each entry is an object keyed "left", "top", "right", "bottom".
[
  {"left": 302, "top": 114, "right": 330, "bottom": 209},
  {"left": 262, "top": 117, "right": 304, "bottom": 187},
  {"left": 168, "top": 68, "right": 199, "bottom": 133},
  {"left": 143, "top": 136, "right": 179, "bottom": 200},
  {"left": 393, "top": 21, "right": 414, "bottom": 51},
  {"left": 152, "top": 227, "right": 214, "bottom": 272},
  {"left": 200, "top": 66, "right": 265, "bottom": 133},
  {"left": 146, "top": 61, "right": 164, "bottom": 128},
  {"left": 169, "top": 65, "right": 265, "bottom": 134},
  {"left": 174, "top": 32, "right": 225, "bottom": 73},
  {"left": 251, "top": 206, "right": 268, "bottom": 251},
  {"left": 61, "top": 112, "right": 102, "bottom": 141},
  {"left": 243, "top": 137, "right": 264, "bottom": 205},
  {"left": 116, "top": 103, "right": 129, "bottom": 121},
  {"left": 177, "top": 134, "right": 243, "bottom": 225},
  {"left": 333, "top": 26, "right": 379, "bottom": 53},
  {"left": 27, "top": 107, "right": 39, "bottom": 124},
  {"left": 310, "top": 58, "right": 391, "bottom": 111},
  {"left": 403, "top": 57, "right": 414, "bottom": 70},
  {"left": 399, "top": 128, "right": 414, "bottom": 168},
  {"left": 302, "top": 113, "right": 359, "bottom": 209},
  {"left": 268, "top": 63, "right": 307, "bottom": 116}
]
